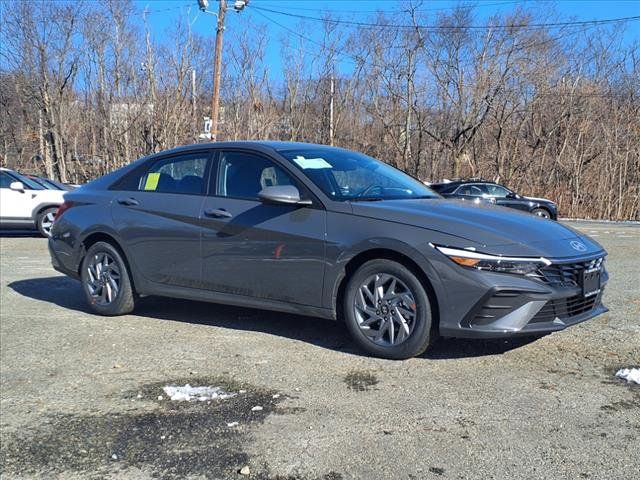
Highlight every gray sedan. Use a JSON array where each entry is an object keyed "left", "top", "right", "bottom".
[{"left": 48, "top": 142, "right": 608, "bottom": 359}]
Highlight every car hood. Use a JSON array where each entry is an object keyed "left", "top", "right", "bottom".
[
  {"left": 349, "top": 198, "right": 603, "bottom": 258},
  {"left": 521, "top": 195, "right": 555, "bottom": 205}
]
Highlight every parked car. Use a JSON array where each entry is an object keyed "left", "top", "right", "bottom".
[
  {"left": 26, "top": 175, "right": 75, "bottom": 191},
  {"left": 49, "top": 142, "right": 607, "bottom": 359},
  {"left": 429, "top": 179, "right": 558, "bottom": 219},
  {"left": 0, "top": 167, "right": 66, "bottom": 236}
]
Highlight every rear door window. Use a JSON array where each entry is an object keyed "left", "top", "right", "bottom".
[{"left": 138, "top": 152, "right": 210, "bottom": 195}]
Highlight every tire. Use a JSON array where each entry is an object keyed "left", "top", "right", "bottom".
[
  {"left": 343, "top": 259, "right": 434, "bottom": 360},
  {"left": 36, "top": 207, "right": 58, "bottom": 237},
  {"left": 531, "top": 208, "right": 551, "bottom": 219},
  {"left": 80, "top": 241, "right": 135, "bottom": 316}
]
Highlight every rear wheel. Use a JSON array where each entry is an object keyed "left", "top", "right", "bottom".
[
  {"left": 532, "top": 208, "right": 551, "bottom": 219},
  {"left": 343, "top": 259, "right": 434, "bottom": 359},
  {"left": 81, "top": 241, "right": 135, "bottom": 316},
  {"left": 36, "top": 207, "right": 57, "bottom": 237}
]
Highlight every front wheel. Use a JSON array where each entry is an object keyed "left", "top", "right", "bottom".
[
  {"left": 343, "top": 259, "right": 434, "bottom": 359},
  {"left": 531, "top": 208, "right": 551, "bottom": 219},
  {"left": 81, "top": 241, "right": 135, "bottom": 316}
]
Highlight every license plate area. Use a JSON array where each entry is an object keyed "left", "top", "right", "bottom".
[{"left": 582, "top": 268, "right": 601, "bottom": 297}]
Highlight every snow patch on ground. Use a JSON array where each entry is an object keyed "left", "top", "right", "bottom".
[
  {"left": 162, "top": 384, "right": 236, "bottom": 402},
  {"left": 615, "top": 368, "right": 640, "bottom": 385}
]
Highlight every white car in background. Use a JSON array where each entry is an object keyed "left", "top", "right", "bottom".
[{"left": 0, "top": 167, "right": 66, "bottom": 237}]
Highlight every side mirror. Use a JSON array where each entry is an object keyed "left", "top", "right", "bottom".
[
  {"left": 9, "top": 181, "right": 25, "bottom": 192},
  {"left": 506, "top": 192, "right": 517, "bottom": 199},
  {"left": 258, "top": 185, "right": 312, "bottom": 206}
]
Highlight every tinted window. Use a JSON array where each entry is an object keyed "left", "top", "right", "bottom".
[
  {"left": 278, "top": 147, "right": 437, "bottom": 201},
  {"left": 0, "top": 172, "right": 13, "bottom": 188},
  {"left": 216, "top": 151, "right": 296, "bottom": 200},
  {"left": 1, "top": 171, "right": 44, "bottom": 190},
  {"left": 484, "top": 184, "right": 511, "bottom": 197},
  {"left": 138, "top": 153, "right": 209, "bottom": 195},
  {"left": 430, "top": 183, "right": 457, "bottom": 194},
  {"left": 456, "top": 184, "right": 486, "bottom": 197}
]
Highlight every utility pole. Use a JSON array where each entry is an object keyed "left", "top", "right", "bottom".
[
  {"left": 198, "top": 0, "right": 248, "bottom": 141},
  {"left": 191, "top": 69, "right": 197, "bottom": 117},
  {"left": 329, "top": 75, "right": 335, "bottom": 146},
  {"left": 210, "top": 0, "right": 226, "bottom": 142}
]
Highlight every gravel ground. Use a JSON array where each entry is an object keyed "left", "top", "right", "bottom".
[{"left": 1, "top": 221, "right": 638, "bottom": 480}]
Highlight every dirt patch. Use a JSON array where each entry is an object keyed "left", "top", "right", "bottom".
[
  {"left": 344, "top": 370, "right": 378, "bottom": 391},
  {"left": 257, "top": 473, "right": 343, "bottom": 480},
  {"left": 600, "top": 398, "right": 640, "bottom": 412},
  {"left": 0, "top": 376, "right": 282, "bottom": 479}
]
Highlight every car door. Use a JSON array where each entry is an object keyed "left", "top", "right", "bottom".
[
  {"left": 111, "top": 150, "right": 212, "bottom": 288},
  {"left": 200, "top": 149, "right": 327, "bottom": 307}
]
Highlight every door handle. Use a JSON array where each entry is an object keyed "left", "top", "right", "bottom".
[
  {"left": 117, "top": 197, "right": 139, "bottom": 206},
  {"left": 204, "top": 208, "right": 232, "bottom": 219}
]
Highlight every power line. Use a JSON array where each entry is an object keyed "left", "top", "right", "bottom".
[
  {"left": 250, "top": 8, "right": 379, "bottom": 68},
  {"left": 133, "top": 5, "right": 185, "bottom": 17},
  {"left": 257, "top": 0, "right": 528, "bottom": 14},
  {"left": 252, "top": 5, "right": 640, "bottom": 31},
  {"left": 251, "top": 7, "right": 608, "bottom": 71}
]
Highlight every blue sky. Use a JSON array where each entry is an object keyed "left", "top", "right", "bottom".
[{"left": 133, "top": 0, "right": 640, "bottom": 76}]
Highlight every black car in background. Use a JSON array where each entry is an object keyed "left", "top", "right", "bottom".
[
  {"left": 26, "top": 175, "right": 75, "bottom": 191},
  {"left": 429, "top": 179, "right": 558, "bottom": 220}
]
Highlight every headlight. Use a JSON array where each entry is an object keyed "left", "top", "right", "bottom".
[{"left": 434, "top": 246, "right": 551, "bottom": 275}]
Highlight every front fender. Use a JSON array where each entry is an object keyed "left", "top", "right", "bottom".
[{"left": 321, "top": 214, "right": 450, "bottom": 320}]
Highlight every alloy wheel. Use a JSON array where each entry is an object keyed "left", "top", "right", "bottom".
[
  {"left": 85, "top": 252, "right": 121, "bottom": 305},
  {"left": 40, "top": 211, "right": 56, "bottom": 236},
  {"left": 353, "top": 273, "right": 417, "bottom": 346}
]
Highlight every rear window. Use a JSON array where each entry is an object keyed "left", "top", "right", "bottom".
[{"left": 430, "top": 183, "right": 457, "bottom": 194}]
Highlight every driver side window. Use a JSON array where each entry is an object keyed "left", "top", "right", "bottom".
[
  {"left": 485, "top": 185, "right": 510, "bottom": 198},
  {"left": 457, "top": 184, "right": 485, "bottom": 197},
  {"left": 0, "top": 172, "right": 14, "bottom": 189},
  {"left": 216, "top": 151, "right": 296, "bottom": 200}
]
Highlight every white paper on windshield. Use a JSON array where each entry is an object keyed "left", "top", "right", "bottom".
[{"left": 292, "top": 155, "right": 332, "bottom": 169}]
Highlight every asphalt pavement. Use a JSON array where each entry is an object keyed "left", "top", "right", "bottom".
[{"left": 0, "top": 221, "right": 638, "bottom": 479}]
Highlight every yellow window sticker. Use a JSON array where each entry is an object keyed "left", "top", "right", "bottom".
[{"left": 144, "top": 172, "right": 160, "bottom": 191}]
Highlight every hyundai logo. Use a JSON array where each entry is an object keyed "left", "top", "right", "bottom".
[{"left": 570, "top": 240, "right": 587, "bottom": 252}]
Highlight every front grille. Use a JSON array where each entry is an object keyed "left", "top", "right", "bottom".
[
  {"left": 529, "top": 294, "right": 599, "bottom": 324},
  {"left": 529, "top": 257, "right": 604, "bottom": 287}
]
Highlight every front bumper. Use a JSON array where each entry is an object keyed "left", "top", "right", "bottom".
[
  {"left": 436, "top": 254, "right": 608, "bottom": 339},
  {"left": 443, "top": 287, "right": 607, "bottom": 338}
]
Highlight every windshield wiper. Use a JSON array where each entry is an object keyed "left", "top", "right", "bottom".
[{"left": 350, "top": 197, "right": 385, "bottom": 202}]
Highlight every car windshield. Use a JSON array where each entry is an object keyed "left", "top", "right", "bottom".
[{"left": 278, "top": 147, "right": 438, "bottom": 201}]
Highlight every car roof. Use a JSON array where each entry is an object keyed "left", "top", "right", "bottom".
[
  {"left": 431, "top": 179, "right": 497, "bottom": 187},
  {"left": 152, "top": 140, "right": 342, "bottom": 157}
]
